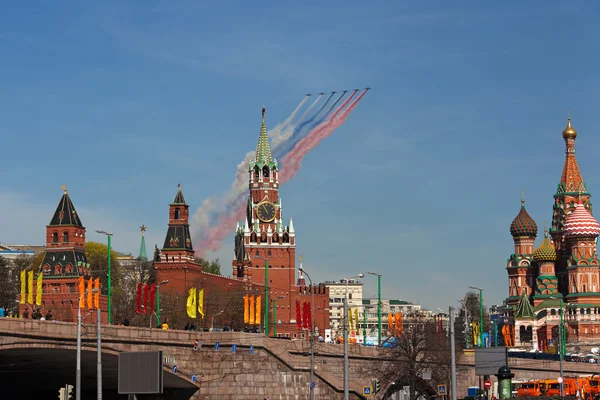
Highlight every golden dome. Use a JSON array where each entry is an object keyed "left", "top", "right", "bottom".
[{"left": 562, "top": 117, "right": 577, "bottom": 140}]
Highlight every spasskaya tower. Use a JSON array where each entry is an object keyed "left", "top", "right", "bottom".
[{"left": 232, "top": 107, "right": 296, "bottom": 291}]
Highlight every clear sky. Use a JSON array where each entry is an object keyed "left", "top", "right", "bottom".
[{"left": 1, "top": 1, "right": 600, "bottom": 311}]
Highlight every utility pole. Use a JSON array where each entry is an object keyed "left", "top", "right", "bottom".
[
  {"left": 450, "top": 306, "right": 457, "bottom": 400},
  {"left": 299, "top": 261, "right": 316, "bottom": 400},
  {"left": 96, "top": 230, "right": 113, "bottom": 324},
  {"left": 469, "top": 286, "right": 484, "bottom": 347},
  {"left": 343, "top": 274, "right": 364, "bottom": 399},
  {"left": 367, "top": 272, "right": 383, "bottom": 346},
  {"left": 264, "top": 259, "right": 269, "bottom": 336},
  {"left": 97, "top": 305, "right": 102, "bottom": 400}
]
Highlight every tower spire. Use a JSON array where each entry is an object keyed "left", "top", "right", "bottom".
[
  {"left": 521, "top": 187, "right": 525, "bottom": 206},
  {"left": 139, "top": 225, "right": 148, "bottom": 261},
  {"left": 255, "top": 106, "right": 273, "bottom": 165}
]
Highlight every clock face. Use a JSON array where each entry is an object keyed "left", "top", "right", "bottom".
[{"left": 257, "top": 201, "right": 276, "bottom": 222}]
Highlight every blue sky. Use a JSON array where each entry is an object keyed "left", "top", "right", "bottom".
[{"left": 1, "top": 1, "right": 600, "bottom": 310}]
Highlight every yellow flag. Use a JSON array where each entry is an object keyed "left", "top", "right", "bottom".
[
  {"left": 20, "top": 270, "right": 26, "bottom": 304},
  {"left": 244, "top": 294, "right": 249, "bottom": 323},
  {"left": 94, "top": 278, "right": 100, "bottom": 309},
  {"left": 186, "top": 287, "right": 197, "bottom": 318},
  {"left": 87, "top": 278, "right": 93, "bottom": 309},
  {"left": 249, "top": 295, "right": 255, "bottom": 324},
  {"left": 198, "top": 288, "right": 205, "bottom": 318},
  {"left": 79, "top": 276, "right": 85, "bottom": 309},
  {"left": 36, "top": 273, "right": 43, "bottom": 306},
  {"left": 354, "top": 308, "right": 359, "bottom": 328},
  {"left": 256, "top": 296, "right": 261, "bottom": 326},
  {"left": 27, "top": 271, "right": 33, "bottom": 304}
]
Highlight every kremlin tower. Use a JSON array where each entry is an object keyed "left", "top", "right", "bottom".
[{"left": 506, "top": 117, "right": 600, "bottom": 347}]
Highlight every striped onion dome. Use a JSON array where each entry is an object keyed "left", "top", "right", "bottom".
[
  {"left": 510, "top": 202, "right": 538, "bottom": 238},
  {"left": 533, "top": 233, "right": 557, "bottom": 262},
  {"left": 564, "top": 201, "right": 600, "bottom": 239}
]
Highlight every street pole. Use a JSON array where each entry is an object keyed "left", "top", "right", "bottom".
[
  {"left": 264, "top": 259, "right": 269, "bottom": 336},
  {"left": 77, "top": 294, "right": 82, "bottom": 400},
  {"left": 97, "top": 306, "right": 102, "bottom": 400},
  {"left": 299, "top": 263, "right": 316, "bottom": 400},
  {"left": 368, "top": 272, "right": 383, "bottom": 346},
  {"left": 273, "top": 298, "right": 277, "bottom": 337},
  {"left": 363, "top": 308, "right": 367, "bottom": 346},
  {"left": 155, "top": 280, "right": 168, "bottom": 328},
  {"left": 107, "top": 235, "right": 112, "bottom": 325},
  {"left": 343, "top": 292, "right": 349, "bottom": 400},
  {"left": 559, "top": 299, "right": 565, "bottom": 398},
  {"left": 450, "top": 307, "right": 457, "bottom": 400},
  {"left": 469, "top": 286, "right": 484, "bottom": 347}
]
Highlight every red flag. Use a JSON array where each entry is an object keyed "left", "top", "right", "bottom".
[
  {"left": 136, "top": 283, "right": 142, "bottom": 314},
  {"left": 149, "top": 284, "right": 156, "bottom": 314},
  {"left": 302, "top": 302, "right": 309, "bottom": 329},
  {"left": 296, "top": 300, "right": 302, "bottom": 329},
  {"left": 143, "top": 284, "right": 149, "bottom": 314}
]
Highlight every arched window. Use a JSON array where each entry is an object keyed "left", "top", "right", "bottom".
[
  {"left": 254, "top": 166, "right": 260, "bottom": 178},
  {"left": 52, "top": 232, "right": 58, "bottom": 243},
  {"left": 255, "top": 250, "right": 259, "bottom": 256},
  {"left": 174, "top": 208, "right": 180, "bottom": 220},
  {"left": 250, "top": 232, "right": 257, "bottom": 242},
  {"left": 261, "top": 232, "right": 267, "bottom": 242},
  {"left": 267, "top": 250, "right": 272, "bottom": 256},
  {"left": 283, "top": 232, "right": 290, "bottom": 243},
  {"left": 262, "top": 165, "right": 270, "bottom": 178},
  {"left": 63, "top": 232, "right": 69, "bottom": 243},
  {"left": 273, "top": 232, "right": 279, "bottom": 242}
]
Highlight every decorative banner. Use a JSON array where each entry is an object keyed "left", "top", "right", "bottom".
[
  {"left": 395, "top": 313, "right": 403, "bottom": 334},
  {"left": 94, "top": 278, "right": 100, "bottom": 309},
  {"left": 143, "top": 284, "right": 149, "bottom": 314},
  {"left": 136, "top": 283, "right": 142, "bottom": 314},
  {"left": 79, "top": 276, "right": 85, "bottom": 309},
  {"left": 255, "top": 295, "right": 261, "bottom": 326},
  {"left": 35, "top": 273, "right": 43, "bottom": 307},
  {"left": 244, "top": 294, "right": 249, "bottom": 323},
  {"left": 27, "top": 270, "right": 33, "bottom": 304},
  {"left": 87, "top": 278, "right": 93, "bottom": 309},
  {"left": 388, "top": 313, "right": 394, "bottom": 333},
  {"left": 20, "top": 270, "right": 26, "bottom": 304},
  {"left": 353, "top": 307, "right": 359, "bottom": 329},
  {"left": 295, "top": 300, "right": 302, "bottom": 328},
  {"left": 186, "top": 287, "right": 197, "bottom": 319},
  {"left": 198, "top": 288, "right": 205, "bottom": 318},
  {"left": 149, "top": 284, "right": 156, "bottom": 314},
  {"left": 249, "top": 295, "right": 255, "bottom": 325}
]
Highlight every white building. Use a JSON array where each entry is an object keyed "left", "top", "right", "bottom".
[
  {"left": 324, "top": 279, "right": 364, "bottom": 337},
  {"left": 0, "top": 244, "right": 44, "bottom": 262}
]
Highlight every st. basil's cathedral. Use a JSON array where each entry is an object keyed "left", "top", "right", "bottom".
[{"left": 507, "top": 117, "right": 600, "bottom": 349}]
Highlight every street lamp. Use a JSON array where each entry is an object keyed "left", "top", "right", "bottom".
[
  {"left": 343, "top": 273, "right": 364, "bottom": 400},
  {"left": 251, "top": 254, "right": 270, "bottom": 336},
  {"left": 550, "top": 296, "right": 565, "bottom": 398},
  {"left": 153, "top": 280, "right": 168, "bottom": 328},
  {"left": 469, "top": 286, "right": 484, "bottom": 347},
  {"left": 96, "top": 230, "right": 113, "bottom": 324},
  {"left": 367, "top": 272, "right": 383, "bottom": 346},
  {"left": 273, "top": 295, "right": 286, "bottom": 337},
  {"left": 211, "top": 309, "right": 225, "bottom": 331},
  {"left": 299, "top": 260, "right": 316, "bottom": 400},
  {"left": 77, "top": 287, "right": 99, "bottom": 400},
  {"left": 458, "top": 299, "right": 470, "bottom": 349}
]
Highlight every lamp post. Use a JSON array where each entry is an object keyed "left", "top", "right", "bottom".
[
  {"left": 211, "top": 309, "right": 225, "bottom": 331},
  {"left": 367, "top": 272, "right": 383, "bottom": 346},
  {"left": 273, "top": 295, "right": 285, "bottom": 337},
  {"left": 469, "top": 286, "right": 484, "bottom": 347},
  {"left": 343, "top": 273, "right": 364, "bottom": 399},
  {"left": 550, "top": 296, "right": 565, "bottom": 398},
  {"left": 77, "top": 287, "right": 99, "bottom": 400},
  {"left": 299, "top": 262, "right": 316, "bottom": 400},
  {"left": 251, "top": 255, "right": 270, "bottom": 336},
  {"left": 96, "top": 230, "right": 113, "bottom": 324},
  {"left": 154, "top": 280, "right": 168, "bottom": 328}
]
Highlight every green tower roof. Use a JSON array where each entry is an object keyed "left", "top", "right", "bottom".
[
  {"left": 139, "top": 225, "right": 148, "bottom": 261},
  {"left": 255, "top": 106, "right": 274, "bottom": 167},
  {"left": 515, "top": 290, "right": 535, "bottom": 319}
]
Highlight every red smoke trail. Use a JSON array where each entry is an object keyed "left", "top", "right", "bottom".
[
  {"left": 279, "top": 89, "right": 368, "bottom": 183},
  {"left": 197, "top": 205, "right": 246, "bottom": 255}
]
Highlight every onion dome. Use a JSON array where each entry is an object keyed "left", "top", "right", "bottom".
[
  {"left": 510, "top": 199, "right": 538, "bottom": 238},
  {"left": 562, "top": 117, "right": 577, "bottom": 140},
  {"left": 533, "top": 230, "right": 557, "bottom": 262},
  {"left": 564, "top": 201, "right": 600, "bottom": 238}
]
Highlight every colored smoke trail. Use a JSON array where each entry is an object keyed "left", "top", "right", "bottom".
[
  {"left": 324, "top": 91, "right": 347, "bottom": 116},
  {"left": 314, "top": 92, "right": 335, "bottom": 117},
  {"left": 269, "top": 95, "right": 309, "bottom": 142},
  {"left": 279, "top": 89, "right": 368, "bottom": 184},
  {"left": 271, "top": 94, "right": 323, "bottom": 151},
  {"left": 193, "top": 89, "right": 368, "bottom": 255}
]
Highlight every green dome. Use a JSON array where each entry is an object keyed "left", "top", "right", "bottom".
[
  {"left": 533, "top": 235, "right": 557, "bottom": 262},
  {"left": 510, "top": 203, "right": 538, "bottom": 238}
]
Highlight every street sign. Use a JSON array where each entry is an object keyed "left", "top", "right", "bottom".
[
  {"left": 193, "top": 339, "right": 199, "bottom": 351},
  {"left": 172, "top": 365, "right": 177, "bottom": 374},
  {"left": 438, "top": 384, "right": 447, "bottom": 396},
  {"left": 484, "top": 380, "right": 492, "bottom": 390},
  {"left": 232, "top": 344, "right": 237, "bottom": 353},
  {"left": 363, "top": 386, "right": 373, "bottom": 396},
  {"left": 214, "top": 342, "right": 220, "bottom": 351},
  {"left": 191, "top": 375, "right": 197, "bottom": 383},
  {"left": 250, "top": 346, "right": 254, "bottom": 355},
  {"left": 310, "top": 382, "right": 316, "bottom": 389}
]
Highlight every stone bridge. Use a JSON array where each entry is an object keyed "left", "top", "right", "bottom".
[{"left": 1, "top": 319, "right": 599, "bottom": 399}]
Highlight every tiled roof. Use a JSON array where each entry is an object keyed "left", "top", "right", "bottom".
[
  {"left": 510, "top": 202, "right": 537, "bottom": 237},
  {"left": 49, "top": 191, "right": 83, "bottom": 227},
  {"left": 564, "top": 201, "right": 600, "bottom": 238},
  {"left": 533, "top": 232, "right": 557, "bottom": 262},
  {"left": 255, "top": 107, "right": 274, "bottom": 166},
  {"left": 162, "top": 225, "right": 194, "bottom": 252},
  {"left": 172, "top": 184, "right": 186, "bottom": 205}
]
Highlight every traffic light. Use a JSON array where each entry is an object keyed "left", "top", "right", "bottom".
[
  {"left": 373, "top": 379, "right": 381, "bottom": 393},
  {"left": 66, "top": 384, "right": 74, "bottom": 400},
  {"left": 58, "top": 388, "right": 65, "bottom": 400}
]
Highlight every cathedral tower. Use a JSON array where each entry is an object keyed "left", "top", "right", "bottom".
[
  {"left": 507, "top": 193, "right": 538, "bottom": 305},
  {"left": 233, "top": 107, "right": 296, "bottom": 290},
  {"left": 532, "top": 226, "right": 559, "bottom": 306},
  {"left": 161, "top": 184, "right": 195, "bottom": 263}
]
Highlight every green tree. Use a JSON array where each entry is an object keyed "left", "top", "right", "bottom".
[
  {"left": 455, "top": 291, "right": 491, "bottom": 349},
  {"left": 85, "top": 241, "right": 122, "bottom": 294},
  {"left": 0, "top": 255, "right": 15, "bottom": 312},
  {"left": 194, "top": 257, "right": 222, "bottom": 275}
]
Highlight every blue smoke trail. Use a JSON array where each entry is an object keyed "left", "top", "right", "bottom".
[{"left": 274, "top": 91, "right": 346, "bottom": 159}]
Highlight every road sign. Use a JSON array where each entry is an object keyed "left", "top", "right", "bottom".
[
  {"left": 214, "top": 342, "right": 220, "bottom": 350},
  {"left": 250, "top": 346, "right": 254, "bottom": 355},
  {"left": 363, "top": 386, "right": 372, "bottom": 396},
  {"left": 172, "top": 365, "right": 177, "bottom": 374},
  {"left": 193, "top": 339, "right": 199, "bottom": 351},
  {"left": 310, "top": 381, "right": 316, "bottom": 389},
  {"left": 232, "top": 344, "right": 237, "bottom": 353},
  {"left": 484, "top": 380, "right": 492, "bottom": 390},
  {"left": 191, "top": 375, "right": 197, "bottom": 383},
  {"left": 438, "top": 384, "right": 447, "bottom": 396}
]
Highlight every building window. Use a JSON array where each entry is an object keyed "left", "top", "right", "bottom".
[
  {"left": 53, "top": 286, "right": 59, "bottom": 294},
  {"left": 255, "top": 250, "right": 259, "bottom": 256},
  {"left": 63, "top": 232, "right": 69, "bottom": 243},
  {"left": 53, "top": 232, "right": 58, "bottom": 243},
  {"left": 174, "top": 208, "right": 180, "bottom": 220},
  {"left": 268, "top": 250, "right": 272, "bottom": 256},
  {"left": 68, "top": 284, "right": 75, "bottom": 293},
  {"left": 263, "top": 165, "right": 270, "bottom": 178}
]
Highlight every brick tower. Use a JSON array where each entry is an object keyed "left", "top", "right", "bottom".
[
  {"left": 20, "top": 186, "right": 107, "bottom": 323},
  {"left": 232, "top": 107, "right": 296, "bottom": 291}
]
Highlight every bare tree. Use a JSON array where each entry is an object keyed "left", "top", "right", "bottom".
[{"left": 377, "top": 313, "right": 463, "bottom": 400}]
